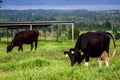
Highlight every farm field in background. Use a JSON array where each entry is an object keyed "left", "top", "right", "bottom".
[{"left": 0, "top": 40, "right": 120, "bottom": 80}]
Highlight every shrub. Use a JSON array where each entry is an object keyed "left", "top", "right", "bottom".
[
  {"left": 115, "top": 32, "right": 120, "bottom": 40},
  {"left": 68, "top": 27, "right": 80, "bottom": 40}
]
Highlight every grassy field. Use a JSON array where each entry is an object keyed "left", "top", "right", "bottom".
[{"left": 0, "top": 40, "right": 120, "bottom": 80}]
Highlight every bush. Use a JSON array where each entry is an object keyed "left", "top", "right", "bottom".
[
  {"left": 115, "top": 32, "right": 120, "bottom": 40},
  {"left": 68, "top": 27, "right": 80, "bottom": 40}
]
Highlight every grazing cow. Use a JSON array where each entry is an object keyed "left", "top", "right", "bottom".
[
  {"left": 64, "top": 32, "right": 116, "bottom": 68},
  {"left": 7, "top": 30, "right": 39, "bottom": 53}
]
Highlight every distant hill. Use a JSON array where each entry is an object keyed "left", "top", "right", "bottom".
[{"left": 0, "top": 9, "right": 120, "bottom": 22}]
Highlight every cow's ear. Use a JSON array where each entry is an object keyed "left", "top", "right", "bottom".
[
  {"left": 78, "top": 50, "right": 84, "bottom": 55},
  {"left": 64, "top": 51, "right": 69, "bottom": 54},
  {"left": 64, "top": 51, "right": 69, "bottom": 57}
]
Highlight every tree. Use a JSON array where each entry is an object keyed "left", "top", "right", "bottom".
[
  {"left": 115, "top": 32, "right": 120, "bottom": 40},
  {"left": 112, "top": 22, "right": 120, "bottom": 40},
  {"left": 68, "top": 27, "right": 80, "bottom": 40},
  {"left": 103, "top": 21, "right": 112, "bottom": 30}
]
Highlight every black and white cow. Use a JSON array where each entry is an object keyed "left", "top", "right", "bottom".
[{"left": 64, "top": 32, "right": 116, "bottom": 67}]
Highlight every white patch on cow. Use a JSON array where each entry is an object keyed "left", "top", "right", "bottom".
[
  {"left": 84, "top": 62, "right": 89, "bottom": 68},
  {"left": 98, "top": 51, "right": 109, "bottom": 68},
  {"left": 102, "top": 51, "right": 109, "bottom": 67},
  {"left": 98, "top": 58, "right": 102, "bottom": 68},
  {"left": 105, "top": 57, "right": 109, "bottom": 67},
  {"left": 100, "top": 51, "right": 109, "bottom": 67},
  {"left": 71, "top": 51, "right": 75, "bottom": 54}
]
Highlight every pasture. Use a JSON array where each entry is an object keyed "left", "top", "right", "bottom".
[{"left": 0, "top": 40, "right": 120, "bottom": 80}]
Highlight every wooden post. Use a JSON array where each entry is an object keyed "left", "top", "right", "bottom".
[
  {"left": 7, "top": 28, "right": 8, "bottom": 44},
  {"left": 56, "top": 24, "right": 59, "bottom": 41},
  {"left": 30, "top": 24, "right": 32, "bottom": 30},
  {"left": 44, "top": 27, "right": 47, "bottom": 41},
  {"left": 12, "top": 29, "right": 14, "bottom": 39},
  {"left": 72, "top": 23, "right": 74, "bottom": 41}
]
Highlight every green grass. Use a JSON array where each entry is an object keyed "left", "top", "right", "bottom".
[{"left": 0, "top": 40, "right": 120, "bottom": 80}]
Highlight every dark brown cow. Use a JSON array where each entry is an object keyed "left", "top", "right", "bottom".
[
  {"left": 64, "top": 32, "right": 116, "bottom": 68},
  {"left": 7, "top": 30, "right": 39, "bottom": 53}
]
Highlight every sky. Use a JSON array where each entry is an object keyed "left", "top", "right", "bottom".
[{"left": 1, "top": 0, "right": 120, "bottom": 10}]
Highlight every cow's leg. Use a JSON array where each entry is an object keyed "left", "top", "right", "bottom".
[
  {"left": 35, "top": 41, "right": 38, "bottom": 50},
  {"left": 18, "top": 45, "right": 23, "bottom": 51},
  {"left": 98, "top": 57, "right": 102, "bottom": 68},
  {"left": 104, "top": 51, "right": 109, "bottom": 67},
  {"left": 105, "top": 57, "right": 109, "bottom": 67},
  {"left": 18, "top": 44, "right": 23, "bottom": 51},
  {"left": 100, "top": 51, "right": 109, "bottom": 67},
  {"left": 85, "top": 62, "right": 89, "bottom": 68},
  {"left": 19, "top": 43, "right": 23, "bottom": 51},
  {"left": 85, "top": 56, "right": 89, "bottom": 68},
  {"left": 18, "top": 43, "right": 23, "bottom": 51},
  {"left": 98, "top": 51, "right": 107, "bottom": 68},
  {"left": 31, "top": 43, "right": 33, "bottom": 50},
  {"left": 18, "top": 46, "right": 21, "bottom": 51},
  {"left": 20, "top": 44, "right": 23, "bottom": 51}
]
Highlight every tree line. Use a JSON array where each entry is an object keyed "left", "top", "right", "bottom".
[{"left": 0, "top": 9, "right": 120, "bottom": 40}]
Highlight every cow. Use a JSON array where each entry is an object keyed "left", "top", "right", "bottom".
[
  {"left": 7, "top": 30, "right": 39, "bottom": 53},
  {"left": 64, "top": 32, "right": 116, "bottom": 68}
]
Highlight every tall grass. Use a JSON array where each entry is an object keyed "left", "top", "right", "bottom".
[{"left": 0, "top": 40, "right": 120, "bottom": 80}]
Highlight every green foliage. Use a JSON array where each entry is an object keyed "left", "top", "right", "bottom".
[
  {"left": 68, "top": 27, "right": 80, "bottom": 40},
  {"left": 1, "top": 10, "right": 120, "bottom": 31},
  {"left": 115, "top": 32, "right": 120, "bottom": 40},
  {"left": 0, "top": 31, "right": 6, "bottom": 37},
  {"left": 103, "top": 21, "right": 112, "bottom": 30},
  {"left": 112, "top": 27, "right": 117, "bottom": 35},
  {"left": 112, "top": 22, "right": 120, "bottom": 40}
]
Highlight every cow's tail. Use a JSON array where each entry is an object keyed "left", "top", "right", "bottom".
[{"left": 106, "top": 32, "right": 116, "bottom": 61}]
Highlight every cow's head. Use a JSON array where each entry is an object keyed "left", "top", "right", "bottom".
[
  {"left": 64, "top": 48, "right": 85, "bottom": 66},
  {"left": 7, "top": 44, "right": 14, "bottom": 53}
]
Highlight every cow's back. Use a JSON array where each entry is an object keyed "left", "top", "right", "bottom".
[
  {"left": 11, "top": 30, "right": 39, "bottom": 44},
  {"left": 75, "top": 32, "right": 110, "bottom": 57},
  {"left": 22, "top": 30, "right": 39, "bottom": 44},
  {"left": 87, "top": 32, "right": 108, "bottom": 57},
  {"left": 11, "top": 31, "right": 25, "bottom": 45}
]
